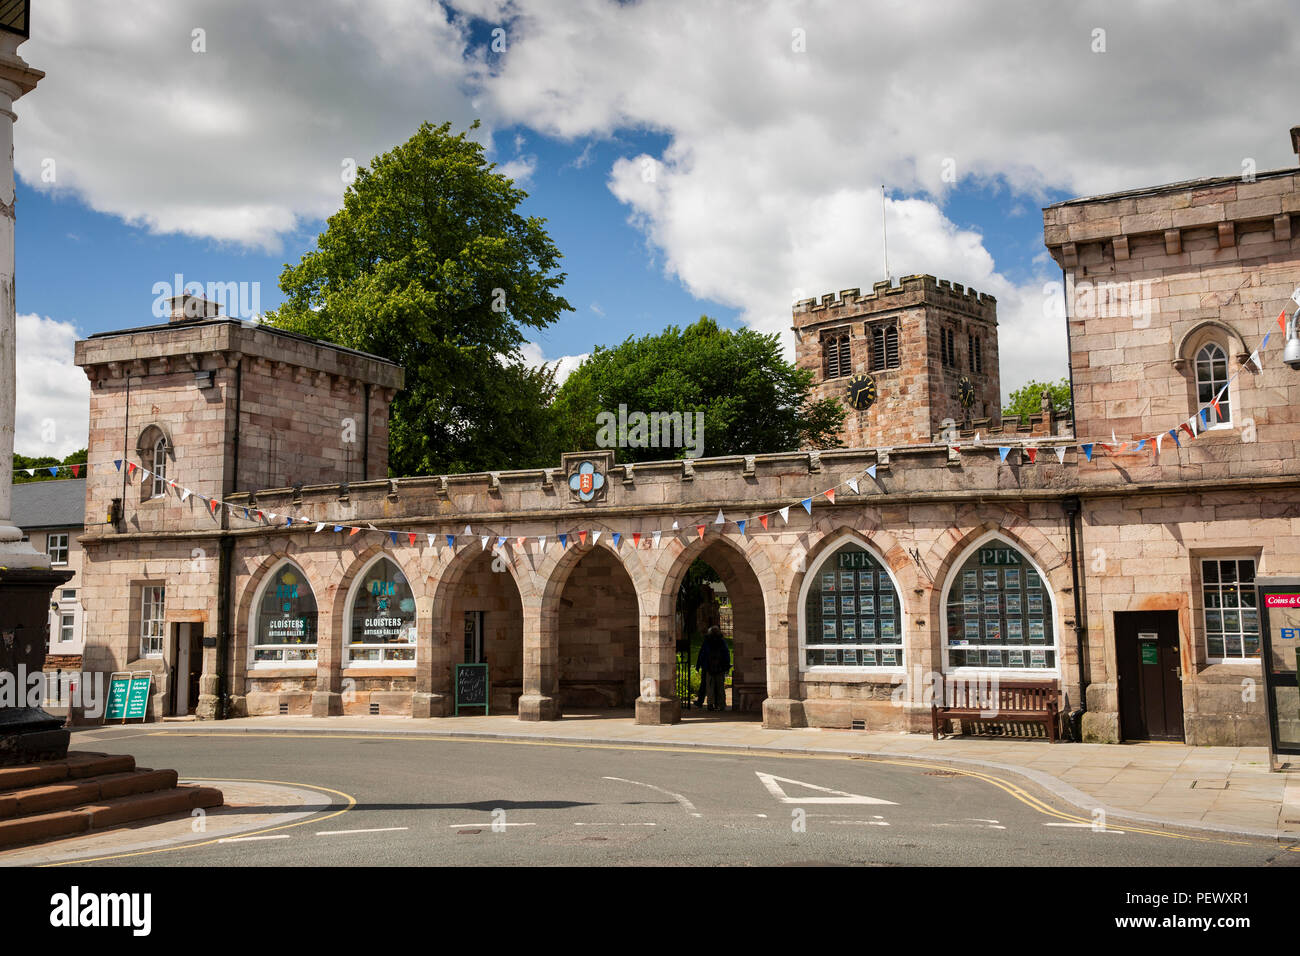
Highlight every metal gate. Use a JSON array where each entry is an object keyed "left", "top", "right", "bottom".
[{"left": 675, "top": 637, "right": 694, "bottom": 709}]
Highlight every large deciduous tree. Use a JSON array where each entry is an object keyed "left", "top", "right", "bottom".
[
  {"left": 267, "top": 121, "right": 571, "bottom": 476},
  {"left": 551, "top": 317, "right": 846, "bottom": 462}
]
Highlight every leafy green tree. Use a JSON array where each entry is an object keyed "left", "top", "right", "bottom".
[
  {"left": 552, "top": 316, "right": 845, "bottom": 461},
  {"left": 13, "top": 448, "right": 87, "bottom": 483},
  {"left": 1002, "top": 377, "right": 1073, "bottom": 425},
  {"left": 267, "top": 121, "right": 572, "bottom": 476}
]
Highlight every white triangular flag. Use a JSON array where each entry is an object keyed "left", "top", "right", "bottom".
[
  {"left": 481, "top": 535, "right": 489, "bottom": 550},
  {"left": 592, "top": 530, "right": 602, "bottom": 545},
  {"left": 846, "top": 478, "right": 859, "bottom": 494},
  {"left": 314, "top": 522, "right": 325, "bottom": 533},
  {"left": 427, "top": 534, "right": 436, "bottom": 548},
  {"left": 779, "top": 506, "right": 790, "bottom": 523},
  {"left": 180, "top": 488, "right": 191, "bottom": 501},
  {"left": 538, "top": 536, "right": 546, "bottom": 550},
  {"left": 1156, "top": 432, "right": 1164, "bottom": 455},
  {"left": 1248, "top": 350, "right": 1262, "bottom": 371},
  {"left": 652, "top": 530, "right": 662, "bottom": 548},
  {"left": 973, "top": 432, "right": 982, "bottom": 445},
  {"left": 1055, "top": 446, "right": 1066, "bottom": 464},
  {"left": 714, "top": 509, "right": 725, "bottom": 524},
  {"left": 671, "top": 520, "right": 679, "bottom": 531}
]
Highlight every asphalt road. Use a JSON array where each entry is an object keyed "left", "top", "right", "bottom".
[{"left": 55, "top": 726, "right": 1300, "bottom": 867}]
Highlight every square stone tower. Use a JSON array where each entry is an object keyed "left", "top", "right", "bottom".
[{"left": 793, "top": 275, "right": 1001, "bottom": 448}]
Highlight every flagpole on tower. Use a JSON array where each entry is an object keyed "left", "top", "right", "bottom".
[{"left": 881, "top": 185, "right": 891, "bottom": 285}]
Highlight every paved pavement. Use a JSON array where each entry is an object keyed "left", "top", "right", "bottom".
[{"left": 83, "top": 709, "right": 1298, "bottom": 842}]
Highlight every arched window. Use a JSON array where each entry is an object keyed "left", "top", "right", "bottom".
[
  {"left": 943, "top": 536, "right": 1057, "bottom": 673},
  {"left": 1194, "top": 342, "right": 1231, "bottom": 427},
  {"left": 346, "top": 557, "right": 417, "bottom": 665},
  {"left": 251, "top": 561, "right": 318, "bottom": 665},
  {"left": 150, "top": 436, "right": 168, "bottom": 498},
  {"left": 800, "top": 538, "right": 904, "bottom": 669}
]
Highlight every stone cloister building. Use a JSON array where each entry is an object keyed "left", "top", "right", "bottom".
[{"left": 70, "top": 127, "right": 1300, "bottom": 746}]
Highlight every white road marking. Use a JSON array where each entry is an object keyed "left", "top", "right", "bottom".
[
  {"left": 755, "top": 771, "right": 898, "bottom": 805},
  {"left": 446, "top": 822, "right": 535, "bottom": 828},
  {"left": 217, "top": 835, "right": 291, "bottom": 843},
  {"left": 603, "top": 776, "right": 702, "bottom": 816},
  {"left": 932, "top": 822, "right": 1007, "bottom": 830},
  {"left": 1044, "top": 823, "right": 1125, "bottom": 834},
  {"left": 573, "top": 822, "right": 659, "bottom": 827},
  {"left": 315, "top": 827, "right": 410, "bottom": 836},
  {"left": 755, "top": 813, "right": 768, "bottom": 818},
  {"left": 825, "top": 820, "right": 891, "bottom": 826}
]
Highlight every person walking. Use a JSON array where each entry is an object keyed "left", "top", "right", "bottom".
[{"left": 697, "top": 625, "right": 730, "bottom": 711}]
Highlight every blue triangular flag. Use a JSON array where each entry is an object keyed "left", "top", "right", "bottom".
[
  {"left": 738, "top": 520, "right": 746, "bottom": 536},
  {"left": 48, "top": 466, "right": 59, "bottom": 477},
  {"left": 244, "top": 509, "right": 250, "bottom": 519},
  {"left": 446, "top": 535, "right": 455, "bottom": 547},
  {"left": 612, "top": 532, "right": 621, "bottom": 547},
  {"left": 1082, "top": 443, "right": 1093, "bottom": 461},
  {"left": 866, "top": 464, "right": 877, "bottom": 479},
  {"left": 998, "top": 447, "right": 1010, "bottom": 462},
  {"left": 1200, "top": 408, "right": 1209, "bottom": 427},
  {"left": 801, "top": 497, "right": 812, "bottom": 514},
  {"left": 497, "top": 536, "right": 506, "bottom": 547},
  {"left": 559, "top": 533, "right": 568, "bottom": 548},
  {"left": 114, "top": 459, "right": 122, "bottom": 472},
  {"left": 389, "top": 531, "right": 398, "bottom": 545},
  {"left": 1262, "top": 331, "right": 1271, "bottom": 349},
  {"left": 334, "top": 525, "right": 343, "bottom": 533},
  {"left": 1169, "top": 429, "right": 1180, "bottom": 448},
  {"left": 286, "top": 517, "right": 293, "bottom": 526},
  {"left": 1136, "top": 439, "right": 1146, "bottom": 451}
]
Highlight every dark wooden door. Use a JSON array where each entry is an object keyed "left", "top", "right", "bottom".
[{"left": 1116, "top": 611, "right": 1184, "bottom": 741}]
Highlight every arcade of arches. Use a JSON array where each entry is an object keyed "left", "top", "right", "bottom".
[{"left": 226, "top": 517, "right": 1074, "bottom": 733}]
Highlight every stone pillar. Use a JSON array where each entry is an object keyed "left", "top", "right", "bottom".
[
  {"left": 518, "top": 601, "right": 560, "bottom": 721},
  {"left": 411, "top": 594, "right": 449, "bottom": 718},
  {"left": 635, "top": 611, "right": 680, "bottom": 725},
  {"left": 762, "top": 613, "right": 806, "bottom": 728},
  {"left": 310, "top": 599, "right": 342, "bottom": 717}
]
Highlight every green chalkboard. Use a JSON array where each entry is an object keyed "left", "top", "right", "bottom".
[
  {"left": 455, "top": 663, "right": 489, "bottom": 715},
  {"left": 125, "top": 674, "right": 151, "bottom": 720}
]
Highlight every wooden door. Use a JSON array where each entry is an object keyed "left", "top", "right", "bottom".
[{"left": 1116, "top": 611, "right": 1184, "bottom": 741}]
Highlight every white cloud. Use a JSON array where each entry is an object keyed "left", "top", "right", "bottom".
[
  {"left": 476, "top": 0, "right": 1300, "bottom": 397},
  {"left": 519, "top": 341, "right": 589, "bottom": 384},
  {"left": 18, "top": 0, "right": 487, "bottom": 251},
  {"left": 14, "top": 313, "right": 89, "bottom": 458}
]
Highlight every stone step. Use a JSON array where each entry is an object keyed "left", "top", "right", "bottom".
[
  {"left": 0, "top": 752, "right": 135, "bottom": 793},
  {"left": 0, "top": 785, "right": 223, "bottom": 849},
  {"left": 0, "top": 769, "right": 179, "bottom": 819}
]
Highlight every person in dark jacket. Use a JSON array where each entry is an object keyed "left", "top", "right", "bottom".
[{"left": 696, "top": 626, "right": 731, "bottom": 711}]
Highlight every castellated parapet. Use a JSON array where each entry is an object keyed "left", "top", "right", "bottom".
[{"left": 793, "top": 274, "right": 1002, "bottom": 449}]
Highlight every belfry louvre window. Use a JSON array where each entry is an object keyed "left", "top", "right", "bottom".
[
  {"left": 822, "top": 332, "right": 851, "bottom": 379},
  {"left": 969, "top": 333, "right": 983, "bottom": 373},
  {"left": 870, "top": 323, "right": 899, "bottom": 371},
  {"left": 941, "top": 328, "right": 956, "bottom": 368}
]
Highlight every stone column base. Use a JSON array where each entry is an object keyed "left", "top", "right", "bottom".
[
  {"left": 635, "top": 696, "right": 680, "bottom": 725},
  {"left": 311, "top": 691, "right": 343, "bottom": 718},
  {"left": 1081, "top": 710, "right": 1119, "bottom": 744},
  {"left": 517, "top": 694, "right": 561, "bottom": 721},
  {"left": 0, "top": 710, "right": 69, "bottom": 766},
  {"left": 762, "top": 697, "right": 806, "bottom": 729},
  {"left": 195, "top": 694, "right": 220, "bottom": 721},
  {"left": 411, "top": 692, "right": 450, "bottom": 719}
]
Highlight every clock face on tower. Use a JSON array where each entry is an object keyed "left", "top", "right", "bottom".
[
  {"left": 847, "top": 373, "right": 877, "bottom": 411},
  {"left": 958, "top": 375, "right": 976, "bottom": 409}
]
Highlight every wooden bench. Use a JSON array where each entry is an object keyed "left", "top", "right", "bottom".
[
  {"left": 931, "top": 679, "right": 1061, "bottom": 743},
  {"left": 731, "top": 682, "right": 767, "bottom": 712}
]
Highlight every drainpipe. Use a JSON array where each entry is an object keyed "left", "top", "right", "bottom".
[
  {"left": 1063, "top": 495, "right": 1088, "bottom": 740},
  {"left": 217, "top": 533, "right": 232, "bottom": 720},
  {"left": 362, "top": 383, "right": 371, "bottom": 480}
]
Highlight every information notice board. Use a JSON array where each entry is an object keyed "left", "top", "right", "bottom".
[
  {"left": 455, "top": 663, "right": 489, "bottom": 715},
  {"left": 104, "top": 671, "right": 152, "bottom": 723}
]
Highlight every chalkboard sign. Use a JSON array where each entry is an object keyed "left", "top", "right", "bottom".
[
  {"left": 455, "top": 663, "right": 489, "bottom": 715},
  {"left": 104, "top": 671, "right": 152, "bottom": 723}
]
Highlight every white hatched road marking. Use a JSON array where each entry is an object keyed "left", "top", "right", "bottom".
[
  {"left": 603, "top": 776, "right": 702, "bottom": 816},
  {"left": 755, "top": 771, "right": 898, "bottom": 805}
]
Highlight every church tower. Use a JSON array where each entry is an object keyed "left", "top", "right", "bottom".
[{"left": 793, "top": 275, "right": 1002, "bottom": 447}]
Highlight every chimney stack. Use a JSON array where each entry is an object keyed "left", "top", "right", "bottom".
[{"left": 168, "top": 293, "right": 222, "bottom": 323}]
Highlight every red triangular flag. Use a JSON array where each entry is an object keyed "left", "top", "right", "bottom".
[
  {"left": 759, "top": 515, "right": 768, "bottom": 530},
  {"left": 516, "top": 536, "right": 526, "bottom": 548},
  {"left": 1280, "top": 309, "right": 1289, "bottom": 334},
  {"left": 409, "top": 533, "right": 417, "bottom": 546},
  {"left": 70, "top": 464, "right": 80, "bottom": 477},
  {"left": 1026, "top": 448, "right": 1037, "bottom": 463},
  {"left": 824, "top": 489, "right": 836, "bottom": 504},
  {"left": 209, "top": 498, "right": 219, "bottom": 513},
  {"left": 1180, "top": 422, "right": 1195, "bottom": 439},
  {"left": 632, "top": 532, "right": 641, "bottom": 548},
  {"left": 127, "top": 462, "right": 137, "bottom": 477},
  {"left": 579, "top": 530, "right": 587, "bottom": 545},
  {"left": 349, "top": 526, "right": 360, "bottom": 536},
  {"left": 696, "top": 524, "right": 706, "bottom": 539}
]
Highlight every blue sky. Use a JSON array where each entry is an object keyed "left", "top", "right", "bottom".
[{"left": 12, "top": 1, "right": 1298, "bottom": 457}]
